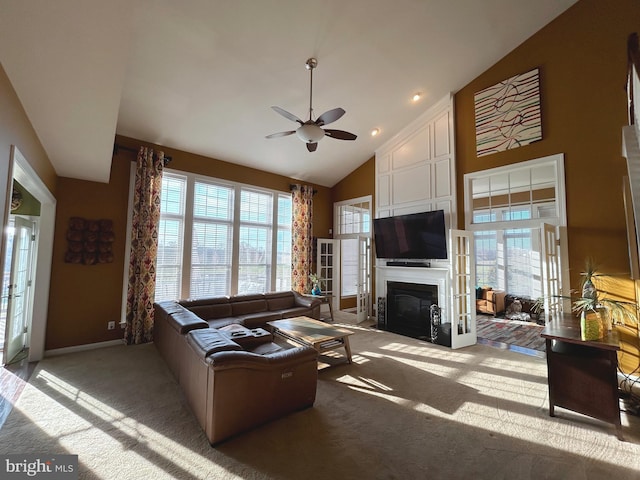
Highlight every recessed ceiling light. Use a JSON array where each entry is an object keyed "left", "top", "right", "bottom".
[
  {"left": 371, "top": 128, "right": 380, "bottom": 137},
  {"left": 412, "top": 93, "right": 422, "bottom": 102}
]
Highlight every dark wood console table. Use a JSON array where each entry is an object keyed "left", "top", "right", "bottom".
[{"left": 541, "top": 315, "right": 623, "bottom": 440}]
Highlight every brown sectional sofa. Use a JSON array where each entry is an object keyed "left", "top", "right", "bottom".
[{"left": 153, "top": 290, "right": 322, "bottom": 445}]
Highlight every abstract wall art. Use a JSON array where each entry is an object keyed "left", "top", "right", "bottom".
[{"left": 474, "top": 68, "right": 542, "bottom": 157}]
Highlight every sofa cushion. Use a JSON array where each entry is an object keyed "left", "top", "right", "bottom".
[
  {"left": 167, "top": 310, "right": 209, "bottom": 334},
  {"left": 180, "top": 296, "right": 230, "bottom": 308},
  {"left": 186, "top": 329, "right": 243, "bottom": 358},
  {"left": 188, "top": 303, "right": 233, "bottom": 320},
  {"left": 231, "top": 298, "right": 268, "bottom": 316},
  {"left": 155, "top": 301, "right": 184, "bottom": 315},
  {"left": 180, "top": 297, "right": 232, "bottom": 320},
  {"left": 208, "top": 318, "right": 239, "bottom": 330},
  {"left": 248, "top": 342, "right": 283, "bottom": 355},
  {"left": 265, "top": 291, "right": 295, "bottom": 311}
]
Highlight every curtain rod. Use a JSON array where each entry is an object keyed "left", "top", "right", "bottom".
[{"left": 113, "top": 144, "right": 172, "bottom": 165}]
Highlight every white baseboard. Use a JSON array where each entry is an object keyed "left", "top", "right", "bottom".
[{"left": 44, "top": 339, "right": 125, "bottom": 357}]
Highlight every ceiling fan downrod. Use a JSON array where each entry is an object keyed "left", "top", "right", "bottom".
[{"left": 305, "top": 58, "right": 317, "bottom": 122}]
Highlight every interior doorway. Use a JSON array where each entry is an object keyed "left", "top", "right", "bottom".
[
  {"left": 0, "top": 146, "right": 56, "bottom": 365},
  {"left": 1, "top": 216, "right": 35, "bottom": 364}
]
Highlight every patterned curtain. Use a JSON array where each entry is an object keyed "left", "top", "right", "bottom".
[
  {"left": 291, "top": 184, "right": 314, "bottom": 294},
  {"left": 125, "top": 147, "right": 164, "bottom": 345}
]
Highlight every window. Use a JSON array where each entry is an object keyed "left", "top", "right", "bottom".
[
  {"left": 191, "top": 181, "right": 234, "bottom": 297},
  {"left": 238, "top": 189, "right": 272, "bottom": 294},
  {"left": 275, "top": 195, "right": 292, "bottom": 291},
  {"left": 464, "top": 155, "right": 567, "bottom": 299},
  {"left": 474, "top": 229, "right": 498, "bottom": 287},
  {"left": 154, "top": 171, "right": 292, "bottom": 301},
  {"left": 156, "top": 174, "right": 186, "bottom": 301}
]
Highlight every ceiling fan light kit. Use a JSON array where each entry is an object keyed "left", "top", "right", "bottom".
[{"left": 266, "top": 57, "right": 357, "bottom": 152}]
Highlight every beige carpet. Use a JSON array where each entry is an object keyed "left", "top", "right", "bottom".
[{"left": 1, "top": 322, "right": 640, "bottom": 479}]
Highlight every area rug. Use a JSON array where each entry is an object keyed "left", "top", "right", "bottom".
[{"left": 476, "top": 315, "right": 546, "bottom": 356}]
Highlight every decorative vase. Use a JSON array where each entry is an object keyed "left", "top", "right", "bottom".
[
  {"left": 312, "top": 284, "right": 321, "bottom": 295},
  {"left": 580, "top": 307, "right": 604, "bottom": 341}
]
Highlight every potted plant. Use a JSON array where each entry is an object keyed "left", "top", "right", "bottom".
[
  {"left": 567, "top": 258, "right": 637, "bottom": 340},
  {"left": 534, "top": 258, "right": 638, "bottom": 340},
  {"left": 309, "top": 272, "right": 323, "bottom": 295}
]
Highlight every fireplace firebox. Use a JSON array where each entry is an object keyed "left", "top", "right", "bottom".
[{"left": 385, "top": 281, "right": 451, "bottom": 346}]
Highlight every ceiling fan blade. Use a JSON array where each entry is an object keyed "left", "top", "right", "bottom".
[
  {"left": 265, "top": 131, "right": 296, "bottom": 139},
  {"left": 324, "top": 129, "right": 357, "bottom": 141},
  {"left": 315, "top": 108, "right": 345, "bottom": 126},
  {"left": 271, "top": 106, "right": 303, "bottom": 124},
  {"left": 306, "top": 142, "right": 318, "bottom": 152}
]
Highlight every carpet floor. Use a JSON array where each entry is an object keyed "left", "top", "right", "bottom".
[
  {"left": 476, "top": 315, "right": 546, "bottom": 357},
  {"left": 1, "top": 324, "right": 639, "bottom": 479}
]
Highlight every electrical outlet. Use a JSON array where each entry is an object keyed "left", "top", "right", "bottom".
[{"left": 107, "top": 321, "right": 115, "bottom": 330}]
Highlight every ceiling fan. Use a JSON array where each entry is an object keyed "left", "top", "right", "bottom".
[{"left": 266, "top": 58, "right": 357, "bottom": 152}]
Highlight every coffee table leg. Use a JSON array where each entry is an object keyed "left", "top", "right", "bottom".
[{"left": 343, "top": 336, "right": 352, "bottom": 363}]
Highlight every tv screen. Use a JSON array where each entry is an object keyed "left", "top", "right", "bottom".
[{"left": 373, "top": 210, "right": 447, "bottom": 260}]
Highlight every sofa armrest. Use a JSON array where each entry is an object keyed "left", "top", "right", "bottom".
[{"left": 292, "top": 291, "right": 322, "bottom": 309}]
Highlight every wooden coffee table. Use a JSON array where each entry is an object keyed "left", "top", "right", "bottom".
[{"left": 268, "top": 316, "right": 353, "bottom": 364}]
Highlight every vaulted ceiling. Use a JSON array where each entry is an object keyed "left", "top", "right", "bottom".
[{"left": 0, "top": 0, "right": 577, "bottom": 187}]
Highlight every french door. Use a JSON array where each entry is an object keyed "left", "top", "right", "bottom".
[
  {"left": 356, "top": 236, "right": 371, "bottom": 323},
  {"left": 316, "top": 237, "right": 371, "bottom": 320},
  {"left": 450, "top": 229, "right": 476, "bottom": 349},
  {"left": 541, "top": 223, "right": 562, "bottom": 316},
  {"left": 3, "top": 216, "right": 35, "bottom": 364},
  {"left": 316, "top": 239, "right": 340, "bottom": 312}
]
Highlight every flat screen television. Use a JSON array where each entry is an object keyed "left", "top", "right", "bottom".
[{"left": 373, "top": 210, "right": 447, "bottom": 260}]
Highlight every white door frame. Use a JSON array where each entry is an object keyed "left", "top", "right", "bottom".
[{"left": 1, "top": 146, "right": 56, "bottom": 363}]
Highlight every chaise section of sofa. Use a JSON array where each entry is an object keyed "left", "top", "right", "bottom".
[{"left": 153, "top": 290, "right": 323, "bottom": 445}]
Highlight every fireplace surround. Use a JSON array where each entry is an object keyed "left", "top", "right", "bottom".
[
  {"left": 375, "top": 263, "right": 476, "bottom": 349},
  {"left": 385, "top": 281, "right": 451, "bottom": 346}
]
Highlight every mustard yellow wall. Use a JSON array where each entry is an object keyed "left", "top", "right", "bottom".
[
  {"left": 455, "top": 0, "right": 638, "bottom": 288},
  {"left": 331, "top": 156, "right": 375, "bottom": 204},
  {"left": 454, "top": 0, "right": 640, "bottom": 370},
  {"left": 46, "top": 152, "right": 131, "bottom": 349},
  {"left": 45, "top": 136, "right": 332, "bottom": 349}
]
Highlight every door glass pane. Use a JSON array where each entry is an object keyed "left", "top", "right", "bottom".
[
  {"left": 341, "top": 238, "right": 358, "bottom": 296},
  {"left": 0, "top": 217, "right": 14, "bottom": 350}
]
